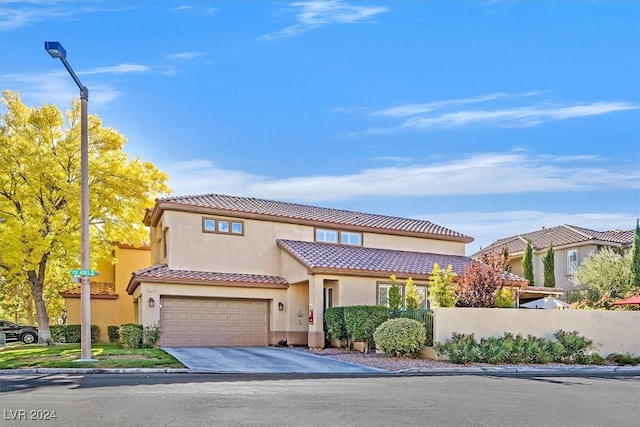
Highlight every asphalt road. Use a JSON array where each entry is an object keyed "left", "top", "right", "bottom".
[{"left": 1, "top": 373, "right": 638, "bottom": 426}]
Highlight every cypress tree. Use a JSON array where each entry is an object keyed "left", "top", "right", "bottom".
[
  {"left": 388, "top": 275, "right": 403, "bottom": 311},
  {"left": 543, "top": 243, "right": 556, "bottom": 287},
  {"left": 522, "top": 240, "right": 534, "bottom": 286},
  {"left": 631, "top": 219, "right": 640, "bottom": 291}
]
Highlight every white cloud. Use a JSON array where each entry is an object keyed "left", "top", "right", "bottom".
[
  {"left": 81, "top": 64, "right": 151, "bottom": 75},
  {"left": 0, "top": 1, "right": 134, "bottom": 31},
  {"left": 166, "top": 52, "right": 208, "bottom": 61},
  {"left": 259, "top": 0, "right": 389, "bottom": 41},
  {"left": 163, "top": 151, "right": 640, "bottom": 201},
  {"left": 355, "top": 93, "right": 639, "bottom": 133},
  {"left": 1, "top": 68, "right": 142, "bottom": 109},
  {"left": 372, "top": 93, "right": 509, "bottom": 117}
]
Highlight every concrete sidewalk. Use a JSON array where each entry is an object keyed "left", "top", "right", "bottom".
[{"left": 162, "top": 346, "right": 386, "bottom": 373}]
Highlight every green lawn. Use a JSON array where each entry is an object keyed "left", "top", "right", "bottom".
[{"left": 0, "top": 343, "right": 185, "bottom": 369}]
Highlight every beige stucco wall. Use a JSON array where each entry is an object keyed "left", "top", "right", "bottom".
[
  {"left": 156, "top": 210, "right": 468, "bottom": 274},
  {"left": 432, "top": 307, "right": 640, "bottom": 357},
  {"left": 364, "top": 232, "right": 466, "bottom": 256}
]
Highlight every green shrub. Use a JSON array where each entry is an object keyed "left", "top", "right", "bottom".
[
  {"left": 479, "top": 336, "right": 510, "bottom": 364},
  {"left": 494, "top": 288, "right": 514, "bottom": 308},
  {"left": 107, "top": 326, "right": 120, "bottom": 343},
  {"left": 392, "top": 309, "right": 433, "bottom": 346},
  {"left": 553, "top": 329, "right": 597, "bottom": 364},
  {"left": 324, "top": 307, "right": 348, "bottom": 343},
  {"left": 143, "top": 323, "right": 163, "bottom": 348},
  {"left": 438, "top": 331, "right": 602, "bottom": 365},
  {"left": 343, "top": 305, "right": 390, "bottom": 352},
  {"left": 374, "top": 318, "right": 426, "bottom": 358},
  {"left": 120, "top": 323, "right": 144, "bottom": 349},
  {"left": 50, "top": 324, "right": 99, "bottom": 343},
  {"left": 607, "top": 352, "right": 640, "bottom": 366},
  {"left": 435, "top": 332, "right": 481, "bottom": 364}
]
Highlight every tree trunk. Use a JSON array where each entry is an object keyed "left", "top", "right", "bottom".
[{"left": 27, "top": 255, "right": 52, "bottom": 345}]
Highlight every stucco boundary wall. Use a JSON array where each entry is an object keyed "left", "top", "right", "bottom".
[{"left": 431, "top": 307, "right": 640, "bottom": 357}]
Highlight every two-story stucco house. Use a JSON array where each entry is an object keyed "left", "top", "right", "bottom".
[
  {"left": 126, "top": 193, "right": 475, "bottom": 348},
  {"left": 476, "top": 224, "right": 635, "bottom": 296}
]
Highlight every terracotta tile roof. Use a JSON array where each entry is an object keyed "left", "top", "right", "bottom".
[
  {"left": 146, "top": 193, "right": 473, "bottom": 243},
  {"left": 478, "top": 224, "right": 635, "bottom": 255},
  {"left": 127, "top": 264, "right": 289, "bottom": 294},
  {"left": 277, "top": 239, "right": 473, "bottom": 279},
  {"left": 60, "top": 282, "right": 116, "bottom": 297}
]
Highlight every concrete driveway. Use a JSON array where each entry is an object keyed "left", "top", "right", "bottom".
[{"left": 162, "top": 346, "right": 385, "bottom": 374}]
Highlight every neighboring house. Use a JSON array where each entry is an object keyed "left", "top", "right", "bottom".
[
  {"left": 60, "top": 244, "right": 150, "bottom": 342},
  {"left": 126, "top": 193, "right": 477, "bottom": 348},
  {"left": 476, "top": 225, "right": 634, "bottom": 296}
]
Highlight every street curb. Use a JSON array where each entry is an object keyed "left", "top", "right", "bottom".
[
  {"left": 0, "top": 368, "right": 190, "bottom": 375},
  {"left": 397, "top": 366, "right": 640, "bottom": 376},
  {"left": 1, "top": 366, "right": 639, "bottom": 376}
]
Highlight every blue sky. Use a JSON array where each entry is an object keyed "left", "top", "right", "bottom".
[{"left": 1, "top": 0, "right": 639, "bottom": 254}]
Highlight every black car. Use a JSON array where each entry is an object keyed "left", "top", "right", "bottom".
[{"left": 0, "top": 320, "right": 38, "bottom": 344}]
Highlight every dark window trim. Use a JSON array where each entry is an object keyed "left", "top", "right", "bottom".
[
  {"left": 315, "top": 227, "right": 363, "bottom": 246},
  {"left": 202, "top": 216, "right": 245, "bottom": 236}
]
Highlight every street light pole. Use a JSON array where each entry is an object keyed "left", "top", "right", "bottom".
[{"left": 44, "top": 41, "right": 93, "bottom": 361}]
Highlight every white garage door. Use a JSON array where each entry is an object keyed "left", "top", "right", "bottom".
[{"left": 160, "top": 297, "right": 269, "bottom": 347}]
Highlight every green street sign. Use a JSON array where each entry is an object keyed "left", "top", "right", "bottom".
[{"left": 70, "top": 269, "right": 98, "bottom": 277}]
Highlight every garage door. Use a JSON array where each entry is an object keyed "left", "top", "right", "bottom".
[{"left": 160, "top": 297, "right": 269, "bottom": 347}]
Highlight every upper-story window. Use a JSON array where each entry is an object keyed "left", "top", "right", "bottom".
[
  {"left": 202, "top": 217, "right": 244, "bottom": 236},
  {"left": 315, "top": 228, "right": 338, "bottom": 243},
  {"left": 566, "top": 249, "right": 578, "bottom": 274},
  {"left": 315, "top": 228, "right": 362, "bottom": 246},
  {"left": 340, "top": 231, "right": 362, "bottom": 245}
]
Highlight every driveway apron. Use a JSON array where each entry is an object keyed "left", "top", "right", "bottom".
[{"left": 162, "top": 347, "right": 385, "bottom": 374}]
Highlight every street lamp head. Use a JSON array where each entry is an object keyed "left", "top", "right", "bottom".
[{"left": 44, "top": 41, "right": 66, "bottom": 59}]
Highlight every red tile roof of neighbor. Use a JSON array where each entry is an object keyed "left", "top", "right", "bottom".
[
  {"left": 126, "top": 264, "right": 289, "bottom": 294},
  {"left": 277, "top": 239, "right": 474, "bottom": 279},
  {"left": 60, "top": 282, "right": 117, "bottom": 298},
  {"left": 478, "top": 224, "right": 635, "bottom": 255},
  {"left": 144, "top": 193, "right": 473, "bottom": 243}
]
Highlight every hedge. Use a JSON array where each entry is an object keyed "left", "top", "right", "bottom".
[
  {"left": 50, "top": 324, "right": 100, "bottom": 343},
  {"left": 343, "top": 305, "right": 390, "bottom": 351}
]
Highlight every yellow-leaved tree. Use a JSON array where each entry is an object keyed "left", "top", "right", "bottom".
[{"left": 0, "top": 90, "right": 170, "bottom": 343}]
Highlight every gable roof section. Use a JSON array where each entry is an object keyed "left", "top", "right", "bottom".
[
  {"left": 145, "top": 193, "right": 473, "bottom": 243},
  {"left": 478, "top": 224, "right": 635, "bottom": 256},
  {"left": 277, "top": 239, "right": 472, "bottom": 279},
  {"left": 126, "top": 264, "right": 289, "bottom": 294}
]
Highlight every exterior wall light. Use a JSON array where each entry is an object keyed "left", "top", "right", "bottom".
[
  {"left": 278, "top": 302, "right": 284, "bottom": 311},
  {"left": 149, "top": 297, "right": 155, "bottom": 307}
]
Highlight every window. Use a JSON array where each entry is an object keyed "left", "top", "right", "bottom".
[
  {"left": 203, "top": 219, "right": 215, "bottom": 232},
  {"left": 340, "top": 231, "right": 362, "bottom": 245},
  {"left": 202, "top": 217, "right": 244, "bottom": 236},
  {"left": 378, "top": 284, "right": 393, "bottom": 307},
  {"left": 324, "top": 288, "right": 333, "bottom": 311},
  {"left": 377, "top": 282, "right": 429, "bottom": 309},
  {"left": 316, "top": 228, "right": 338, "bottom": 243},
  {"left": 315, "top": 228, "right": 362, "bottom": 246},
  {"left": 567, "top": 249, "right": 578, "bottom": 274},
  {"left": 231, "top": 222, "right": 243, "bottom": 234},
  {"left": 162, "top": 227, "right": 168, "bottom": 260}
]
